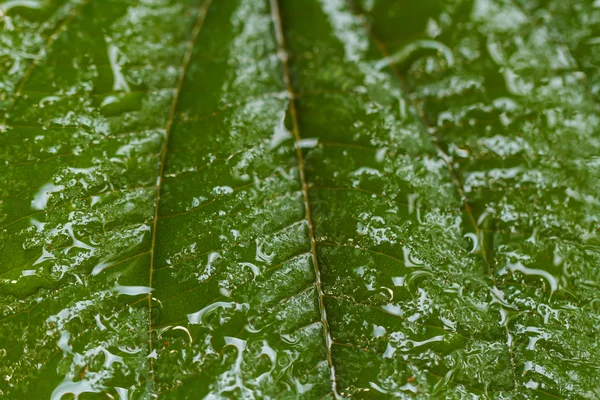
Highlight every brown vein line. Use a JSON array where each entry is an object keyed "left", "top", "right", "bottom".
[
  {"left": 145, "top": 0, "right": 213, "bottom": 391},
  {"left": 1, "top": 0, "right": 89, "bottom": 126},
  {"left": 269, "top": 0, "right": 338, "bottom": 396},
  {"left": 348, "top": 2, "right": 520, "bottom": 395}
]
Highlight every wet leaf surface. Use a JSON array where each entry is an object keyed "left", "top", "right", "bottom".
[{"left": 1, "top": 0, "right": 599, "bottom": 398}]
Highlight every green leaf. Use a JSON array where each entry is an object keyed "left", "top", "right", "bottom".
[{"left": 1, "top": 0, "right": 599, "bottom": 398}]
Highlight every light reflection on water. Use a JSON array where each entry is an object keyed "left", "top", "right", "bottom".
[{"left": 0, "top": 0, "right": 599, "bottom": 398}]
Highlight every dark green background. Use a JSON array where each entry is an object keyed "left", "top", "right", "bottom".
[{"left": 1, "top": 0, "right": 599, "bottom": 398}]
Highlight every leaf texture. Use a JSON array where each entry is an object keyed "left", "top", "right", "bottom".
[{"left": 1, "top": 0, "right": 599, "bottom": 398}]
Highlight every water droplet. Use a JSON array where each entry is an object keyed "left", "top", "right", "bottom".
[{"left": 31, "top": 182, "right": 65, "bottom": 210}]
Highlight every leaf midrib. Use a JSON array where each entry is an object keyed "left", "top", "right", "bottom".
[
  {"left": 269, "top": 0, "right": 339, "bottom": 397},
  {"left": 146, "top": 0, "right": 214, "bottom": 390}
]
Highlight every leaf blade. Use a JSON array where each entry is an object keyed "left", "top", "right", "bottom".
[{"left": 1, "top": 0, "right": 599, "bottom": 398}]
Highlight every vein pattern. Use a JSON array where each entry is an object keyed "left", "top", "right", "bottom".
[{"left": 0, "top": 0, "right": 599, "bottom": 398}]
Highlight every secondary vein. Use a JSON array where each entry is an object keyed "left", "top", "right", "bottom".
[
  {"left": 146, "top": 0, "right": 213, "bottom": 391},
  {"left": 269, "top": 0, "right": 339, "bottom": 397},
  {"left": 347, "top": 0, "right": 520, "bottom": 395}
]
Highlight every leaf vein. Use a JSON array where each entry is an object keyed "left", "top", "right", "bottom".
[
  {"left": 270, "top": 0, "right": 339, "bottom": 396},
  {"left": 145, "top": 0, "right": 214, "bottom": 392}
]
